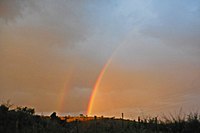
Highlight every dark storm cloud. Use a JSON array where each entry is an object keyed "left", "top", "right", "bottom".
[
  {"left": 0, "top": 0, "right": 36, "bottom": 21},
  {"left": 0, "top": 0, "right": 22, "bottom": 21}
]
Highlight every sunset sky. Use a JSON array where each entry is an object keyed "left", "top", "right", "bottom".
[{"left": 0, "top": 0, "right": 200, "bottom": 119}]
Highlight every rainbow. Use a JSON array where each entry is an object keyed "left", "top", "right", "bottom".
[
  {"left": 86, "top": 30, "right": 134, "bottom": 115},
  {"left": 57, "top": 66, "right": 74, "bottom": 112},
  {"left": 87, "top": 56, "right": 113, "bottom": 115},
  {"left": 58, "top": 31, "right": 133, "bottom": 115},
  {"left": 86, "top": 42, "right": 125, "bottom": 115}
]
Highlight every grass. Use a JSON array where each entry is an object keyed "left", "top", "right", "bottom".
[{"left": 0, "top": 103, "right": 200, "bottom": 133}]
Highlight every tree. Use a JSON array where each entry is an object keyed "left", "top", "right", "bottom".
[
  {"left": 16, "top": 106, "right": 35, "bottom": 115},
  {"left": 0, "top": 104, "right": 9, "bottom": 113},
  {"left": 50, "top": 112, "right": 57, "bottom": 120}
]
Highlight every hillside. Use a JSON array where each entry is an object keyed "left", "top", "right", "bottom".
[{"left": 0, "top": 104, "right": 200, "bottom": 133}]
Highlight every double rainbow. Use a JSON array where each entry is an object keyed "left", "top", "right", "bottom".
[{"left": 58, "top": 31, "right": 133, "bottom": 115}]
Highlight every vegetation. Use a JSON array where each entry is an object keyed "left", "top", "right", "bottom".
[{"left": 0, "top": 103, "right": 200, "bottom": 133}]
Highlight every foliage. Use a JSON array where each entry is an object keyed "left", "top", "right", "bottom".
[{"left": 0, "top": 103, "right": 200, "bottom": 133}]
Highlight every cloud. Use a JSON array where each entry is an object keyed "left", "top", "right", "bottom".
[
  {"left": 0, "top": 0, "right": 22, "bottom": 21},
  {"left": 140, "top": 0, "right": 200, "bottom": 50},
  {"left": 0, "top": 0, "right": 200, "bottom": 116},
  {"left": 0, "top": 0, "right": 36, "bottom": 22}
]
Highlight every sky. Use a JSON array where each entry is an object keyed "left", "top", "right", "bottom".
[{"left": 0, "top": 0, "right": 200, "bottom": 119}]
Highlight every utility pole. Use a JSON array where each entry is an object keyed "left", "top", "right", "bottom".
[
  {"left": 94, "top": 116, "right": 97, "bottom": 133},
  {"left": 121, "top": 113, "right": 124, "bottom": 130}
]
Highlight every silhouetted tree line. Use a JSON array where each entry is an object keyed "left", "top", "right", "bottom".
[
  {"left": 0, "top": 103, "right": 200, "bottom": 133},
  {"left": 0, "top": 103, "right": 69, "bottom": 133}
]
